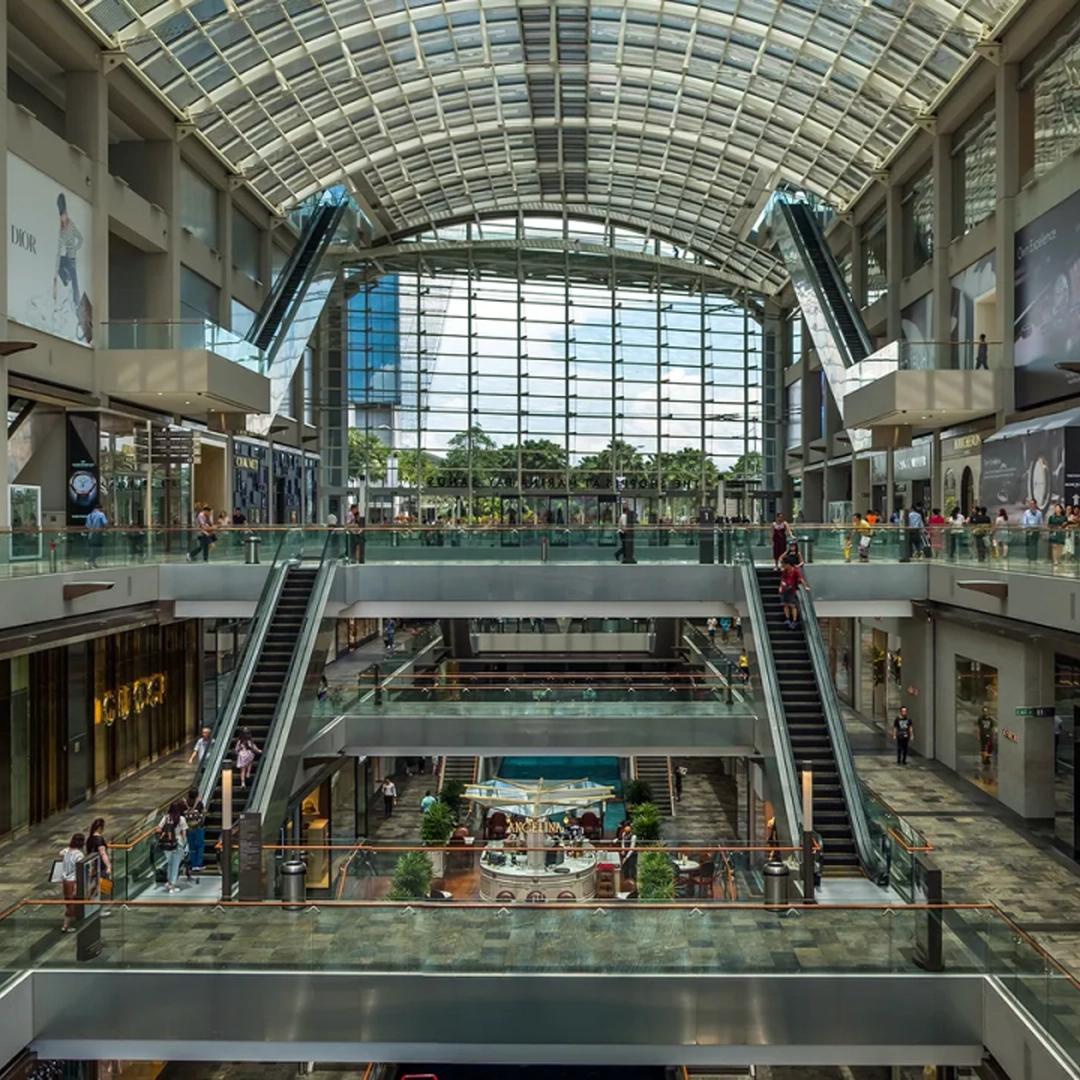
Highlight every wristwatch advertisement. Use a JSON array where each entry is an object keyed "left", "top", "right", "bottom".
[{"left": 65, "top": 413, "right": 100, "bottom": 527}]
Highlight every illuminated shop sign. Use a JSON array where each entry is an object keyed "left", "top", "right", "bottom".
[{"left": 96, "top": 673, "right": 166, "bottom": 727}]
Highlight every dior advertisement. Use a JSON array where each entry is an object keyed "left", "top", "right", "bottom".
[
  {"left": 1014, "top": 187, "right": 1080, "bottom": 409},
  {"left": 980, "top": 411, "right": 1080, "bottom": 518}
]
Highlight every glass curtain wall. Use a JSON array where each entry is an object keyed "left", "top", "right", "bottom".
[{"left": 349, "top": 219, "right": 764, "bottom": 527}]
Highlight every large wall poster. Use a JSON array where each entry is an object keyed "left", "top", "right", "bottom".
[
  {"left": 1014, "top": 187, "right": 1080, "bottom": 410},
  {"left": 6, "top": 153, "right": 94, "bottom": 347}
]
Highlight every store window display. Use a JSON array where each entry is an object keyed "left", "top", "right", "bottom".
[{"left": 955, "top": 656, "right": 999, "bottom": 797}]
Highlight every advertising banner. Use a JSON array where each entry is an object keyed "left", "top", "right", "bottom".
[
  {"left": 66, "top": 413, "right": 100, "bottom": 528},
  {"left": 6, "top": 153, "right": 94, "bottom": 347},
  {"left": 979, "top": 415, "right": 1080, "bottom": 519},
  {"left": 1014, "top": 187, "right": 1080, "bottom": 409}
]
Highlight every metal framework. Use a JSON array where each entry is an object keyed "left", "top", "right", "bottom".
[{"left": 71, "top": 0, "right": 1017, "bottom": 277}]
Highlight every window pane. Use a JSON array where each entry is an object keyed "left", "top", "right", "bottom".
[
  {"left": 179, "top": 163, "right": 219, "bottom": 248},
  {"left": 232, "top": 211, "right": 262, "bottom": 282}
]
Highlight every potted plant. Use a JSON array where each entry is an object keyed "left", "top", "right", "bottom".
[
  {"left": 440, "top": 778, "right": 467, "bottom": 821},
  {"left": 631, "top": 801, "right": 663, "bottom": 843},
  {"left": 420, "top": 800, "right": 456, "bottom": 876},
  {"left": 624, "top": 777, "right": 653, "bottom": 809},
  {"left": 637, "top": 850, "right": 675, "bottom": 900},
  {"left": 387, "top": 850, "right": 434, "bottom": 901}
]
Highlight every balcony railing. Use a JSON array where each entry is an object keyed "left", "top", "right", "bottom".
[{"left": 103, "top": 319, "right": 267, "bottom": 375}]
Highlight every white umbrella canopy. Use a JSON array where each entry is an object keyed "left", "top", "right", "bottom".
[{"left": 465, "top": 777, "right": 616, "bottom": 819}]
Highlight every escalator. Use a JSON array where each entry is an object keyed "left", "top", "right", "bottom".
[
  {"left": 201, "top": 564, "right": 321, "bottom": 863},
  {"left": 248, "top": 192, "right": 349, "bottom": 355},
  {"left": 774, "top": 197, "right": 873, "bottom": 368},
  {"left": 754, "top": 567, "right": 858, "bottom": 875}
]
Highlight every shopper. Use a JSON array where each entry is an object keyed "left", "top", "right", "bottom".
[
  {"left": 927, "top": 508, "right": 946, "bottom": 558},
  {"left": 849, "top": 512, "right": 872, "bottom": 562},
  {"left": 946, "top": 507, "right": 965, "bottom": 562},
  {"left": 706, "top": 616, "right": 717, "bottom": 645},
  {"left": 975, "top": 333, "right": 989, "bottom": 371},
  {"left": 381, "top": 777, "right": 397, "bottom": 818},
  {"left": 420, "top": 790, "right": 437, "bottom": 813},
  {"left": 234, "top": 727, "right": 261, "bottom": 789},
  {"left": 84, "top": 503, "right": 108, "bottom": 569},
  {"left": 778, "top": 559, "right": 809, "bottom": 629},
  {"left": 977, "top": 706, "right": 996, "bottom": 765},
  {"left": 155, "top": 802, "right": 188, "bottom": 893},
  {"left": 673, "top": 764, "right": 684, "bottom": 803},
  {"left": 771, "top": 512, "right": 793, "bottom": 570},
  {"left": 973, "top": 506, "right": 993, "bottom": 562},
  {"left": 383, "top": 618, "right": 396, "bottom": 654},
  {"left": 614, "top": 504, "right": 631, "bottom": 562},
  {"left": 907, "top": 505, "right": 926, "bottom": 560},
  {"left": 616, "top": 819, "right": 637, "bottom": 882},
  {"left": 184, "top": 790, "right": 206, "bottom": 873},
  {"left": 188, "top": 726, "right": 212, "bottom": 773},
  {"left": 1023, "top": 499, "right": 1044, "bottom": 563},
  {"left": 85, "top": 818, "right": 112, "bottom": 911},
  {"left": 893, "top": 706, "right": 914, "bottom": 766},
  {"left": 1049, "top": 503, "right": 1068, "bottom": 566},
  {"left": 780, "top": 539, "right": 805, "bottom": 570},
  {"left": 187, "top": 504, "right": 214, "bottom": 563},
  {"left": 58, "top": 832, "right": 85, "bottom": 932},
  {"left": 993, "top": 508, "right": 1011, "bottom": 560}
]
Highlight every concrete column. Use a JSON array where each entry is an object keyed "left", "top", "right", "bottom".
[
  {"left": 852, "top": 456, "right": 872, "bottom": 515},
  {"left": 885, "top": 181, "right": 904, "bottom": 342},
  {"left": 219, "top": 190, "right": 234, "bottom": 328},
  {"left": 802, "top": 470, "right": 824, "bottom": 523},
  {"left": 145, "top": 140, "right": 181, "bottom": 322},
  {"left": 0, "top": 0, "right": 10, "bottom": 526},
  {"left": 932, "top": 132, "right": 954, "bottom": 369},
  {"left": 65, "top": 70, "right": 110, "bottom": 357},
  {"left": 931, "top": 431, "right": 943, "bottom": 513},
  {"left": 886, "top": 448, "right": 896, "bottom": 518},
  {"left": 901, "top": 612, "right": 936, "bottom": 760},
  {"left": 995, "top": 64, "right": 1020, "bottom": 418}
]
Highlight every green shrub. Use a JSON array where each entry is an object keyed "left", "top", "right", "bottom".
[
  {"left": 637, "top": 851, "right": 675, "bottom": 900},
  {"left": 624, "top": 777, "right": 653, "bottom": 806},
  {"left": 631, "top": 801, "right": 663, "bottom": 843},
  {"left": 387, "top": 851, "right": 434, "bottom": 900},
  {"left": 420, "top": 801, "right": 456, "bottom": 846},
  {"left": 440, "top": 778, "right": 467, "bottom": 820}
]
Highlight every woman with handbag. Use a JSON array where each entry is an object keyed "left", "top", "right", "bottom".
[
  {"left": 155, "top": 802, "right": 188, "bottom": 893},
  {"left": 86, "top": 818, "right": 113, "bottom": 913},
  {"left": 58, "top": 833, "right": 85, "bottom": 933}
]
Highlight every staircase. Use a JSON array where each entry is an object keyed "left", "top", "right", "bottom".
[
  {"left": 634, "top": 756, "right": 674, "bottom": 816},
  {"left": 755, "top": 568, "right": 859, "bottom": 875},
  {"left": 439, "top": 756, "right": 478, "bottom": 790},
  {"left": 204, "top": 565, "right": 319, "bottom": 864}
]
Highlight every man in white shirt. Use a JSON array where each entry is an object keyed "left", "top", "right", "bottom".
[
  {"left": 1022, "top": 499, "right": 1044, "bottom": 563},
  {"left": 381, "top": 777, "right": 397, "bottom": 818},
  {"left": 188, "top": 726, "right": 212, "bottom": 772}
]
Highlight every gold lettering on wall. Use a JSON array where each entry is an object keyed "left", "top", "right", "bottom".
[{"left": 96, "top": 674, "right": 167, "bottom": 727}]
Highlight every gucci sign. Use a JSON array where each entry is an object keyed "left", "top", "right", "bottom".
[{"left": 97, "top": 673, "right": 167, "bottom": 727}]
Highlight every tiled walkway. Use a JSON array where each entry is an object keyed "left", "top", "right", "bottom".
[
  {"left": 0, "top": 751, "right": 195, "bottom": 913},
  {"left": 845, "top": 707, "right": 1080, "bottom": 975}
]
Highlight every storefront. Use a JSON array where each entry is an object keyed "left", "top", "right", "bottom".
[
  {"left": 336, "top": 618, "right": 379, "bottom": 658},
  {"left": 305, "top": 452, "right": 320, "bottom": 523},
  {"left": 0, "top": 621, "right": 200, "bottom": 838},
  {"left": 941, "top": 432, "right": 983, "bottom": 517},
  {"left": 271, "top": 446, "right": 305, "bottom": 524},
  {"left": 233, "top": 438, "right": 270, "bottom": 523},
  {"left": 870, "top": 441, "right": 933, "bottom": 517},
  {"left": 820, "top": 618, "right": 855, "bottom": 706},
  {"left": 859, "top": 619, "right": 903, "bottom": 728}
]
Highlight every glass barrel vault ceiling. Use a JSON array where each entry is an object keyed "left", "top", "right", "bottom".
[{"left": 73, "top": 0, "right": 1016, "bottom": 274}]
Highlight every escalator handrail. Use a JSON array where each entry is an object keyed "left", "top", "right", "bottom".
[
  {"left": 797, "top": 588, "right": 885, "bottom": 882},
  {"left": 246, "top": 529, "right": 340, "bottom": 832},
  {"left": 248, "top": 192, "right": 349, "bottom": 351},
  {"left": 735, "top": 535, "right": 802, "bottom": 846},
  {"left": 197, "top": 533, "right": 291, "bottom": 809},
  {"left": 775, "top": 196, "right": 874, "bottom": 363}
]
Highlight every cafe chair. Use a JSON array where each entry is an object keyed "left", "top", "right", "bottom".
[
  {"left": 695, "top": 861, "right": 717, "bottom": 899},
  {"left": 580, "top": 811, "right": 601, "bottom": 839},
  {"left": 488, "top": 811, "right": 508, "bottom": 840}
]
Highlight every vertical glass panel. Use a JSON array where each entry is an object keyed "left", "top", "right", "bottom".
[
  {"left": 862, "top": 209, "right": 888, "bottom": 305},
  {"left": 954, "top": 116, "right": 995, "bottom": 234},
  {"left": 180, "top": 266, "right": 220, "bottom": 323},
  {"left": 955, "top": 655, "right": 999, "bottom": 797},
  {"left": 179, "top": 163, "right": 220, "bottom": 248},
  {"left": 232, "top": 210, "right": 262, "bottom": 282},
  {"left": 902, "top": 168, "right": 934, "bottom": 275},
  {"left": 1033, "top": 39, "right": 1080, "bottom": 181}
]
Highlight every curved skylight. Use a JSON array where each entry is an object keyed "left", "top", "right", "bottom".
[{"left": 73, "top": 0, "right": 1014, "bottom": 273}]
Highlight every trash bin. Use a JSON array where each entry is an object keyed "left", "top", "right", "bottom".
[
  {"left": 281, "top": 859, "right": 307, "bottom": 910},
  {"left": 798, "top": 534, "right": 814, "bottom": 564},
  {"left": 244, "top": 533, "right": 261, "bottom": 565},
  {"left": 763, "top": 859, "right": 789, "bottom": 904}
]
